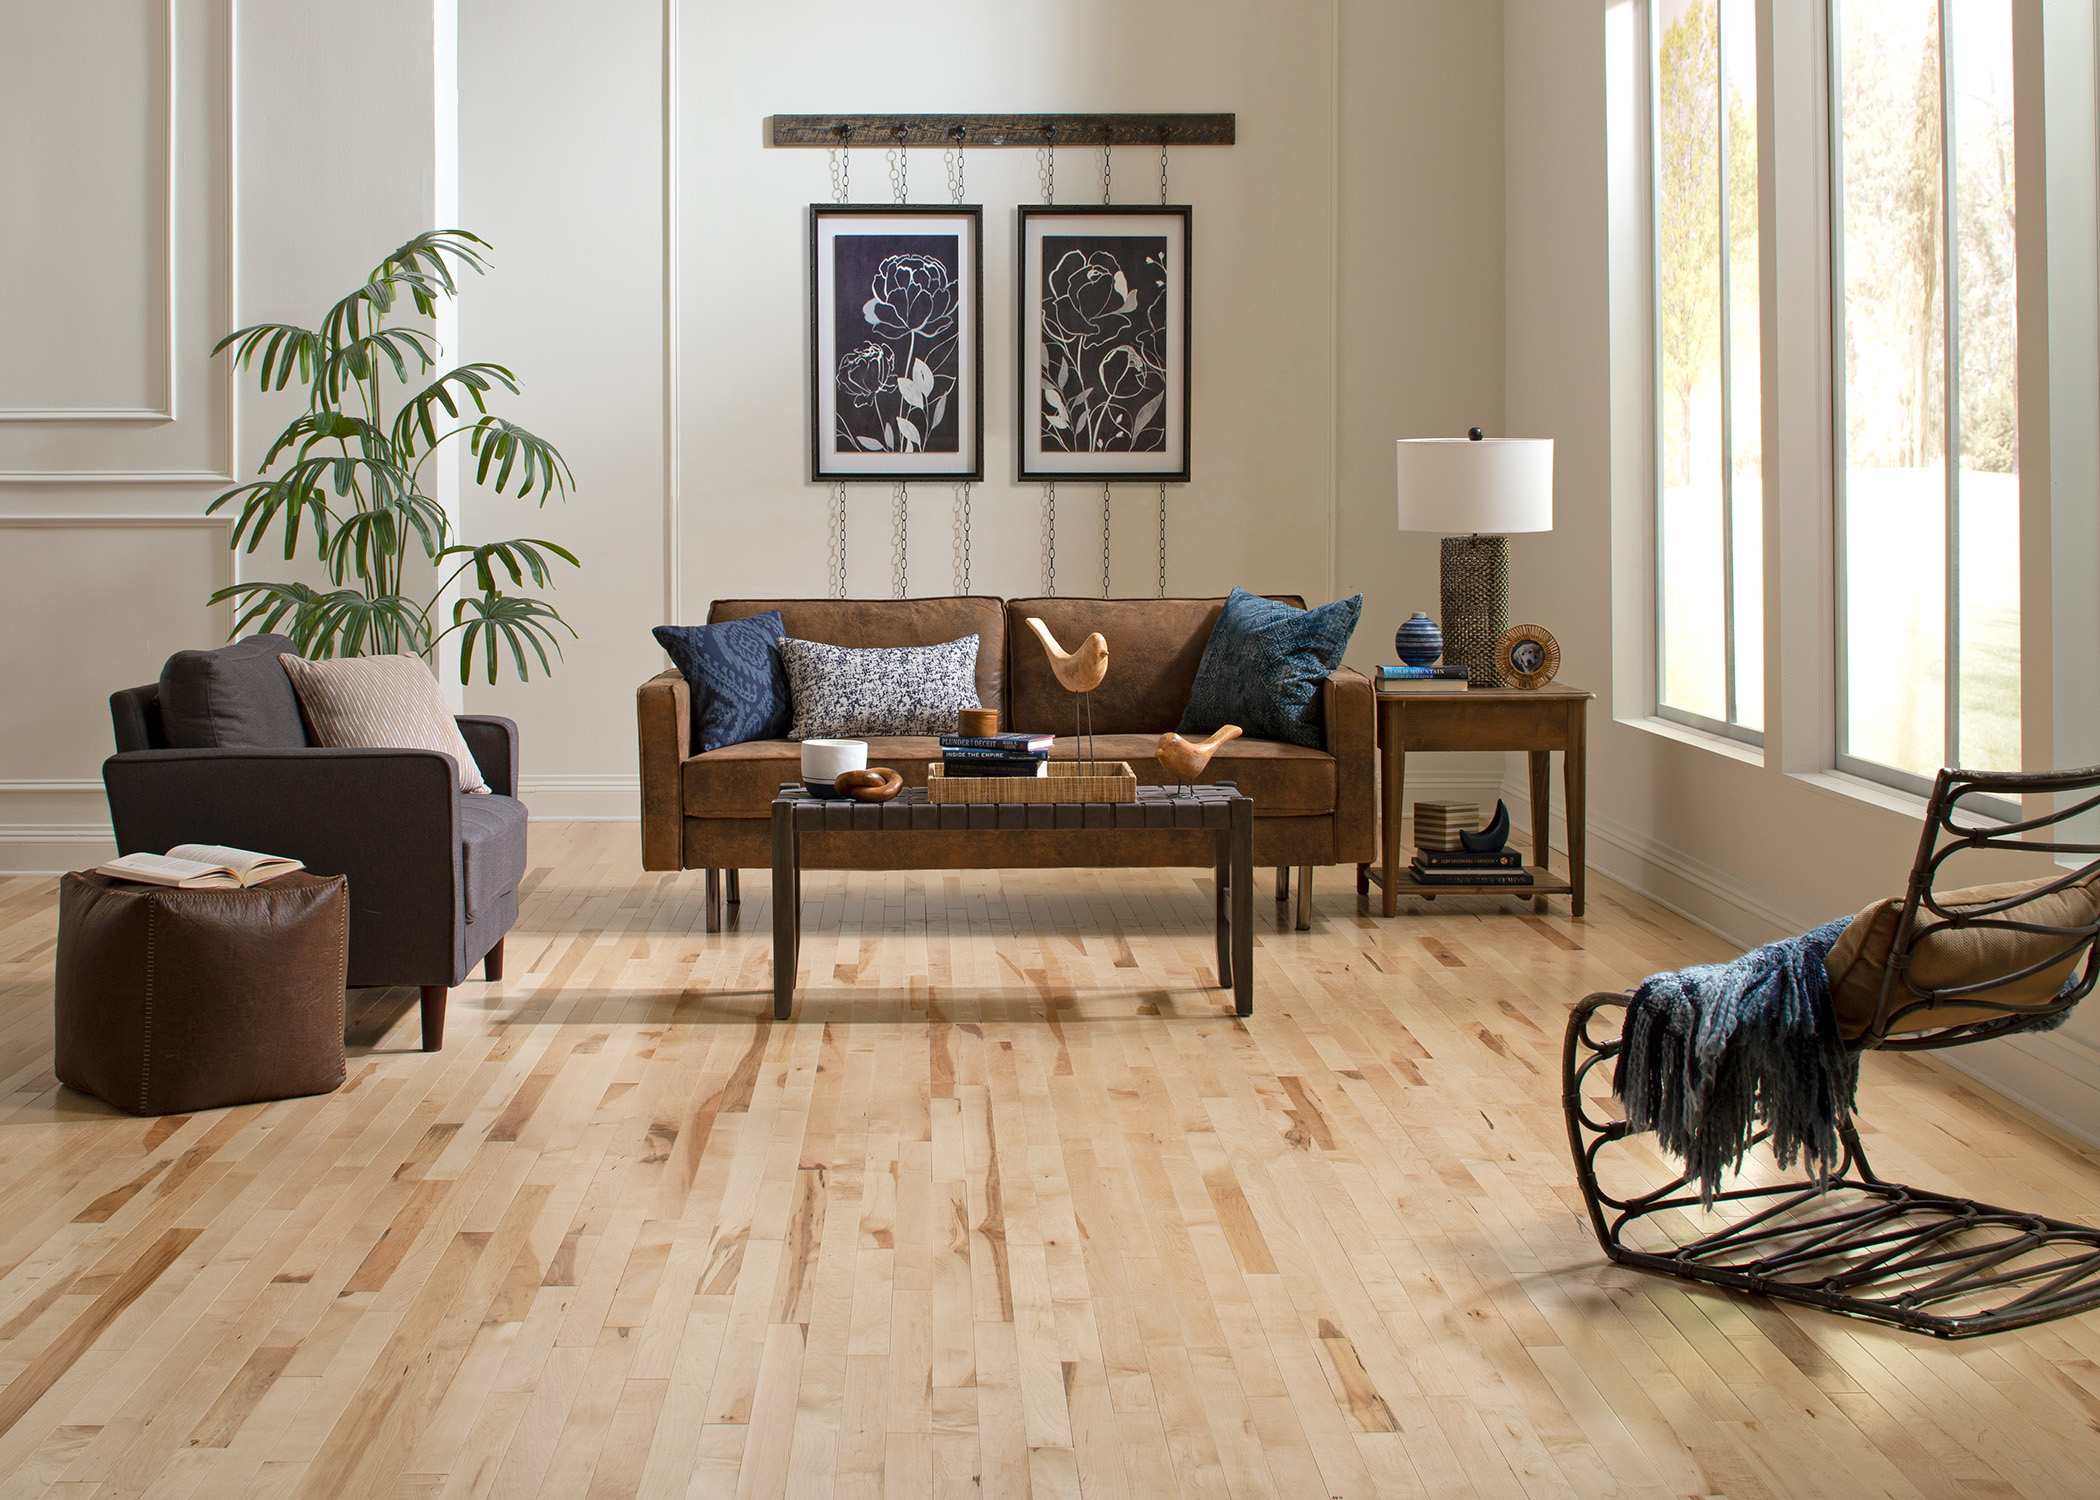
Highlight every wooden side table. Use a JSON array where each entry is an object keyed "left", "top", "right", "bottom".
[{"left": 1359, "top": 685, "right": 1593, "bottom": 918}]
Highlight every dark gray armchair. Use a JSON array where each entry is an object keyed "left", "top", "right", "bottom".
[{"left": 101, "top": 634, "right": 526, "bottom": 1051}]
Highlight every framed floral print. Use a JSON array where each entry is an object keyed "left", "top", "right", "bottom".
[
  {"left": 811, "top": 205, "right": 983, "bottom": 481},
  {"left": 1018, "top": 205, "right": 1191, "bottom": 482}
]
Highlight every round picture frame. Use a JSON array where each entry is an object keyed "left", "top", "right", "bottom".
[{"left": 1494, "top": 624, "right": 1560, "bottom": 690}]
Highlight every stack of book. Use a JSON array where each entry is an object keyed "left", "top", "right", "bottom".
[
  {"left": 1412, "top": 802, "right": 1478, "bottom": 852},
  {"left": 1411, "top": 846, "right": 1534, "bottom": 887},
  {"left": 1375, "top": 664, "right": 1470, "bottom": 693},
  {"left": 938, "top": 731, "right": 1054, "bottom": 778}
]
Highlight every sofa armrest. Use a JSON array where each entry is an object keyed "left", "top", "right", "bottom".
[
  {"left": 456, "top": 715, "right": 520, "bottom": 796},
  {"left": 102, "top": 748, "right": 465, "bottom": 985},
  {"left": 1323, "top": 667, "right": 1376, "bottom": 864},
  {"left": 637, "top": 669, "right": 690, "bottom": 871}
]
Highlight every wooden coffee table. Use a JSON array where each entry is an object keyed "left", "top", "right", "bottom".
[{"left": 769, "top": 782, "right": 1253, "bottom": 1019}]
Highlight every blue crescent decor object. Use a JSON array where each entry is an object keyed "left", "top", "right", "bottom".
[
  {"left": 1394, "top": 612, "right": 1443, "bottom": 667},
  {"left": 1460, "top": 799, "right": 1512, "bottom": 853}
]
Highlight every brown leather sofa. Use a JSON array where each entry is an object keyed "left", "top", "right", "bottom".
[{"left": 637, "top": 595, "right": 1375, "bottom": 930}]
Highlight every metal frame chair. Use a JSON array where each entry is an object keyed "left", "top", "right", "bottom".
[{"left": 1563, "top": 765, "right": 2100, "bottom": 1337}]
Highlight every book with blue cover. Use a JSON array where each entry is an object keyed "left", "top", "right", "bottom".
[{"left": 1375, "top": 664, "right": 1469, "bottom": 679}]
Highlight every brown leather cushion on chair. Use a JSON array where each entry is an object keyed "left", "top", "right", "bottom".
[
  {"left": 708, "top": 598, "right": 1008, "bottom": 715},
  {"left": 1825, "top": 875, "right": 2100, "bottom": 1039},
  {"left": 54, "top": 871, "right": 349, "bottom": 1115},
  {"left": 684, "top": 736, "right": 942, "bottom": 813}
]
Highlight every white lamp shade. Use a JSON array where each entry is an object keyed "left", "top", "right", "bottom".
[{"left": 1395, "top": 437, "right": 1554, "bottom": 535}]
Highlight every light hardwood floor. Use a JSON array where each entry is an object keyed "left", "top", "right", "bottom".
[{"left": 3, "top": 822, "right": 2100, "bottom": 1498}]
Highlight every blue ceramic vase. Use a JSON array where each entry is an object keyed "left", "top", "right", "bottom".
[{"left": 1394, "top": 612, "right": 1443, "bottom": 666}]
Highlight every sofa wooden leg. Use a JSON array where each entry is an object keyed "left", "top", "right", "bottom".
[
  {"left": 420, "top": 986, "right": 448, "bottom": 1051},
  {"left": 726, "top": 868, "right": 741, "bottom": 904},
  {"left": 1295, "top": 866, "right": 1313, "bottom": 931},
  {"left": 705, "top": 869, "right": 722, "bottom": 933},
  {"left": 1274, "top": 866, "right": 1290, "bottom": 902},
  {"left": 482, "top": 939, "right": 504, "bottom": 982}
]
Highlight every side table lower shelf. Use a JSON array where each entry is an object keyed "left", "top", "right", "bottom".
[{"left": 1363, "top": 863, "right": 1572, "bottom": 908}]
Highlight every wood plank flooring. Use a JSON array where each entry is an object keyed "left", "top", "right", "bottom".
[{"left": 2, "top": 822, "right": 2100, "bottom": 1496}]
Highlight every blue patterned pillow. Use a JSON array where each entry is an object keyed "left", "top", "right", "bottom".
[
  {"left": 653, "top": 613, "right": 792, "bottom": 752},
  {"left": 1178, "top": 588, "right": 1362, "bottom": 749},
  {"left": 777, "top": 635, "right": 980, "bottom": 739}
]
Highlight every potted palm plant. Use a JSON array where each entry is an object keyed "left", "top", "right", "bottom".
[{"left": 210, "top": 230, "right": 578, "bottom": 682}]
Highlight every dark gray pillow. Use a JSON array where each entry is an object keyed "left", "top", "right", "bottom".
[{"left": 158, "top": 634, "right": 310, "bottom": 748}]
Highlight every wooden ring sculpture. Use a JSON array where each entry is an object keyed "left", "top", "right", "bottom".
[{"left": 834, "top": 767, "right": 905, "bottom": 803}]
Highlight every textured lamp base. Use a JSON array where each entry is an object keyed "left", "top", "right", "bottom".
[{"left": 1439, "top": 534, "right": 1508, "bottom": 686}]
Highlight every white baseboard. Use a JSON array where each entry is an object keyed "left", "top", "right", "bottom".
[
  {"left": 1498, "top": 768, "right": 2100, "bottom": 1148},
  {"left": 0, "top": 825, "right": 117, "bottom": 875},
  {"left": 517, "top": 774, "right": 641, "bottom": 821}
]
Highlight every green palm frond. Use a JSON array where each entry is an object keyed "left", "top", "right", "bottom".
[
  {"left": 214, "top": 322, "right": 323, "bottom": 392},
  {"left": 371, "top": 230, "right": 492, "bottom": 315},
  {"left": 317, "top": 326, "right": 439, "bottom": 405},
  {"left": 260, "top": 410, "right": 390, "bottom": 470},
  {"left": 392, "top": 363, "right": 521, "bottom": 455},
  {"left": 437, "top": 537, "right": 579, "bottom": 593},
  {"left": 446, "top": 593, "right": 575, "bottom": 684},
  {"left": 469, "top": 416, "right": 574, "bottom": 502}
]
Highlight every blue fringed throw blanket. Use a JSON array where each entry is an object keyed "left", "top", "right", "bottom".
[{"left": 1613, "top": 918, "right": 1858, "bottom": 1205}]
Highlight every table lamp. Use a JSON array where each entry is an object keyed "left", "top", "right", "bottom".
[{"left": 1395, "top": 428, "right": 1554, "bottom": 685}]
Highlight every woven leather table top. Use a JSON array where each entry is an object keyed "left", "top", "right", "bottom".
[{"left": 775, "top": 781, "right": 1245, "bottom": 832}]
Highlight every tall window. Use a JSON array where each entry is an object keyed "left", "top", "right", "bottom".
[
  {"left": 1654, "top": 0, "right": 1763, "bottom": 739},
  {"left": 1835, "top": 0, "right": 2019, "bottom": 792}
]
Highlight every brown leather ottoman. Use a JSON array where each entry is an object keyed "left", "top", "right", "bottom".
[{"left": 54, "top": 871, "right": 349, "bottom": 1115}]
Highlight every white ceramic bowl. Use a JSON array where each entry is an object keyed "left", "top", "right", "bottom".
[{"left": 800, "top": 738, "right": 868, "bottom": 796}]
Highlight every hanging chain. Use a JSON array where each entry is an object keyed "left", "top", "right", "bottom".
[
  {"left": 833, "top": 483, "right": 849, "bottom": 598},
  {"left": 1157, "top": 487, "right": 1167, "bottom": 596},
  {"left": 1039, "top": 127, "right": 1057, "bottom": 595},
  {"left": 1044, "top": 483, "right": 1057, "bottom": 596},
  {"left": 892, "top": 482, "right": 909, "bottom": 597},
  {"left": 1101, "top": 133, "right": 1112, "bottom": 203},
  {"left": 829, "top": 124, "right": 852, "bottom": 203},
  {"left": 1157, "top": 131, "right": 1170, "bottom": 597},
  {"left": 945, "top": 126, "right": 972, "bottom": 596},
  {"left": 1102, "top": 484, "right": 1113, "bottom": 598},
  {"left": 887, "top": 125, "right": 907, "bottom": 203}
]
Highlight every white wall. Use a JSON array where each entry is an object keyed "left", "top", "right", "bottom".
[{"left": 457, "top": 0, "right": 1513, "bottom": 817}]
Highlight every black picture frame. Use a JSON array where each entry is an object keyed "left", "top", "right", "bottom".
[
  {"left": 810, "top": 204, "right": 984, "bottom": 482},
  {"left": 1017, "top": 204, "right": 1191, "bottom": 482}
]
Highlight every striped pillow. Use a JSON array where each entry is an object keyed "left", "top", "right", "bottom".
[{"left": 278, "top": 654, "right": 490, "bottom": 793}]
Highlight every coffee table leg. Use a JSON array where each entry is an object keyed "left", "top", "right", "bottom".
[
  {"left": 772, "top": 803, "right": 795, "bottom": 1020},
  {"left": 1214, "top": 829, "right": 1232, "bottom": 989},
  {"left": 1231, "top": 797, "right": 1253, "bottom": 1016}
]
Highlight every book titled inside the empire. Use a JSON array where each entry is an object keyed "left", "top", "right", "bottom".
[{"left": 96, "top": 844, "right": 305, "bottom": 889}]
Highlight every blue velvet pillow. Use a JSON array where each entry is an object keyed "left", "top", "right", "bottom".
[
  {"left": 653, "top": 613, "right": 792, "bottom": 752},
  {"left": 1178, "top": 588, "right": 1363, "bottom": 749}
]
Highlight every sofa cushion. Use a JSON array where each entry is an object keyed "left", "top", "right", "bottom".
[
  {"left": 1825, "top": 875, "right": 2100, "bottom": 1039},
  {"left": 681, "top": 732, "right": 1335, "bottom": 818},
  {"left": 710, "top": 597, "right": 1008, "bottom": 713},
  {"left": 778, "top": 635, "right": 980, "bottom": 739},
  {"left": 459, "top": 793, "right": 529, "bottom": 922},
  {"left": 652, "top": 613, "right": 791, "bottom": 752},
  {"left": 1179, "top": 588, "right": 1362, "bottom": 749},
  {"left": 1007, "top": 598, "right": 1229, "bottom": 735},
  {"left": 279, "top": 654, "right": 490, "bottom": 793},
  {"left": 158, "top": 633, "right": 309, "bottom": 749},
  {"left": 685, "top": 736, "right": 945, "bottom": 813}
]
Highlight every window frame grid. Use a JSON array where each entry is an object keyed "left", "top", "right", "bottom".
[{"left": 1650, "top": 0, "right": 1763, "bottom": 749}]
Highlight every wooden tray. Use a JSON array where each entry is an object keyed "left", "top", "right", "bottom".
[{"left": 924, "top": 760, "right": 1138, "bottom": 804}]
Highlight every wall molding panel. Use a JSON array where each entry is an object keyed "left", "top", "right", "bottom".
[{"left": 0, "top": 0, "right": 235, "bottom": 484}]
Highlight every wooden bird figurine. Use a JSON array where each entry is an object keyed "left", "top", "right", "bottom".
[
  {"left": 1026, "top": 617, "right": 1109, "bottom": 693},
  {"left": 1156, "top": 725, "right": 1242, "bottom": 785}
]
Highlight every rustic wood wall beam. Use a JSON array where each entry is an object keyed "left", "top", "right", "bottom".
[{"left": 768, "top": 113, "right": 1236, "bottom": 148}]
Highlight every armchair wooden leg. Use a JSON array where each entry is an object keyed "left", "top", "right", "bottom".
[
  {"left": 420, "top": 986, "right": 448, "bottom": 1051},
  {"left": 482, "top": 939, "right": 504, "bottom": 982},
  {"left": 726, "top": 868, "right": 741, "bottom": 904},
  {"left": 1275, "top": 866, "right": 1290, "bottom": 902},
  {"left": 705, "top": 869, "right": 722, "bottom": 933},
  {"left": 1295, "top": 866, "right": 1313, "bottom": 931}
]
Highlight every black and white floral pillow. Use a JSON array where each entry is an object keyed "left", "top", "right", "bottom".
[{"left": 777, "top": 634, "right": 981, "bottom": 739}]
